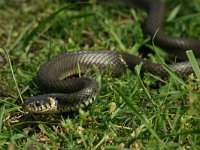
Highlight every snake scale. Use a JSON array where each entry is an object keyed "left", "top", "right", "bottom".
[{"left": 23, "top": 0, "right": 200, "bottom": 114}]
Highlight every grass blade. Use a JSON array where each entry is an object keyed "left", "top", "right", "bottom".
[
  {"left": 4, "top": 48, "right": 23, "bottom": 103},
  {"left": 0, "top": 105, "right": 5, "bottom": 133},
  {"left": 152, "top": 29, "right": 186, "bottom": 86},
  {"left": 186, "top": 50, "right": 200, "bottom": 80},
  {"left": 134, "top": 63, "right": 151, "bottom": 100}
]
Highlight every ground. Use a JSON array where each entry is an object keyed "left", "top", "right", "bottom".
[{"left": 0, "top": 0, "right": 200, "bottom": 149}]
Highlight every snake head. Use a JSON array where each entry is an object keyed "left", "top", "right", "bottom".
[{"left": 23, "top": 96, "right": 58, "bottom": 114}]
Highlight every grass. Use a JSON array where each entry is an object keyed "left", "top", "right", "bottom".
[
  {"left": 0, "top": 0, "right": 200, "bottom": 149},
  {"left": 187, "top": 50, "right": 200, "bottom": 80}
]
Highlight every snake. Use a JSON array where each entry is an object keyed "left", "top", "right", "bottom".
[{"left": 22, "top": 0, "right": 200, "bottom": 114}]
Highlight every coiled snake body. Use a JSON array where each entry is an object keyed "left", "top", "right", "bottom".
[{"left": 23, "top": 0, "right": 200, "bottom": 114}]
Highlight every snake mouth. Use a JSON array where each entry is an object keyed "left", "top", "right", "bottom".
[
  {"left": 23, "top": 96, "right": 58, "bottom": 114},
  {"left": 23, "top": 95, "right": 95, "bottom": 113}
]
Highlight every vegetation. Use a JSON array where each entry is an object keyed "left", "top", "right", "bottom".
[{"left": 0, "top": 0, "right": 200, "bottom": 149}]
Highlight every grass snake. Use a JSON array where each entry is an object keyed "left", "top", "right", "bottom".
[{"left": 23, "top": 0, "right": 200, "bottom": 114}]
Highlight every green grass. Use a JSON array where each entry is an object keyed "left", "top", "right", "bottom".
[
  {"left": 0, "top": 0, "right": 200, "bottom": 149},
  {"left": 187, "top": 50, "right": 200, "bottom": 80}
]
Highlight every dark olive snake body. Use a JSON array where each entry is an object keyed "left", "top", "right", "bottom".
[{"left": 23, "top": 0, "right": 200, "bottom": 113}]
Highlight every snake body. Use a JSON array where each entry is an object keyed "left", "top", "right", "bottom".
[
  {"left": 23, "top": 0, "right": 200, "bottom": 113},
  {"left": 134, "top": 0, "right": 200, "bottom": 59}
]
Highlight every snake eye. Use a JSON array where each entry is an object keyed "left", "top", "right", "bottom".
[{"left": 35, "top": 101, "right": 41, "bottom": 107}]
